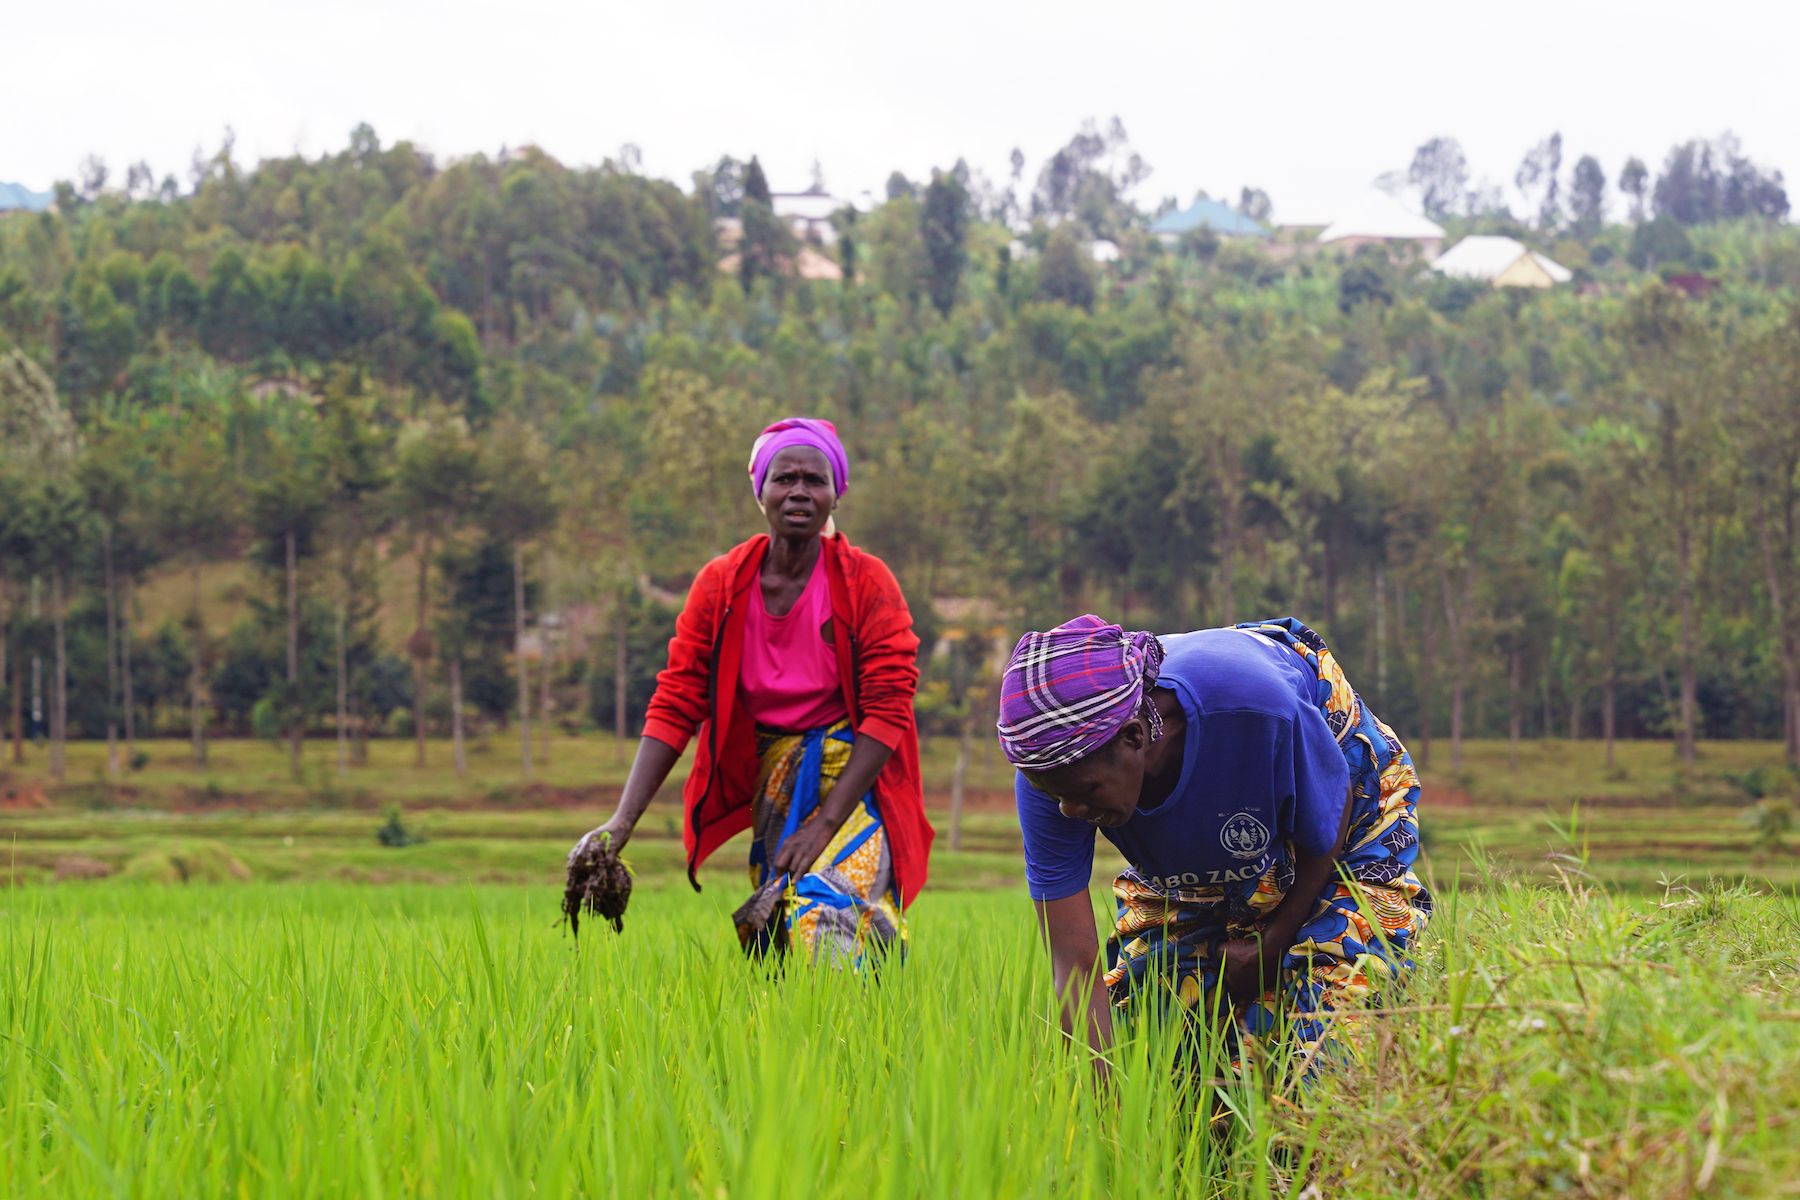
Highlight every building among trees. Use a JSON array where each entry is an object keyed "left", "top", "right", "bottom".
[
  {"left": 1431, "top": 236, "right": 1573, "bottom": 289},
  {"left": 772, "top": 191, "right": 861, "bottom": 244},
  {"left": 1149, "top": 198, "right": 1270, "bottom": 243},
  {"left": 1316, "top": 191, "right": 1446, "bottom": 257},
  {"left": 0, "top": 182, "right": 53, "bottom": 212}
]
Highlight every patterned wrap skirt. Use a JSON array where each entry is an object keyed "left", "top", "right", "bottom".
[
  {"left": 731, "top": 718, "right": 905, "bottom": 966},
  {"left": 1102, "top": 618, "right": 1433, "bottom": 1061}
]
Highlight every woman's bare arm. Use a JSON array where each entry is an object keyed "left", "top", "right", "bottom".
[
  {"left": 1035, "top": 891, "right": 1114, "bottom": 1069},
  {"left": 568, "top": 735, "right": 681, "bottom": 861}
]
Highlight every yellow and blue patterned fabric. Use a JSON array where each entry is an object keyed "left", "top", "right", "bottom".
[
  {"left": 1103, "top": 617, "right": 1431, "bottom": 1064},
  {"left": 735, "top": 718, "right": 905, "bottom": 966}
]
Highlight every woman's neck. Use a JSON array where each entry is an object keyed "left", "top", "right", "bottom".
[
  {"left": 765, "top": 533, "right": 821, "bottom": 579},
  {"left": 1139, "top": 689, "right": 1187, "bottom": 807}
]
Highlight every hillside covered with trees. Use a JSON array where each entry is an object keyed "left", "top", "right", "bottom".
[{"left": 3, "top": 121, "right": 1800, "bottom": 782}]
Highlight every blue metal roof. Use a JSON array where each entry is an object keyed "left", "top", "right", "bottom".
[
  {"left": 0, "top": 182, "right": 53, "bottom": 212},
  {"left": 1148, "top": 198, "right": 1269, "bottom": 238}
]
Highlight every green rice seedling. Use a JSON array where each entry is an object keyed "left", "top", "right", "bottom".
[{"left": 1, "top": 878, "right": 1796, "bottom": 1197}]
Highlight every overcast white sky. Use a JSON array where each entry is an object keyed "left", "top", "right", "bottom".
[{"left": 4, "top": 0, "right": 1796, "bottom": 224}]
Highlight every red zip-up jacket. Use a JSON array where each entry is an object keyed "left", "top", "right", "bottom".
[{"left": 641, "top": 532, "right": 935, "bottom": 907}]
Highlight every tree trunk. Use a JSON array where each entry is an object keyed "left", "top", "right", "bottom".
[
  {"left": 1393, "top": 573, "right": 1406, "bottom": 655},
  {"left": 615, "top": 600, "right": 629, "bottom": 762},
  {"left": 1568, "top": 684, "right": 1580, "bottom": 741},
  {"left": 1321, "top": 543, "right": 1337, "bottom": 630},
  {"left": 539, "top": 620, "right": 553, "bottom": 767},
  {"left": 103, "top": 526, "right": 119, "bottom": 779},
  {"left": 514, "top": 541, "right": 531, "bottom": 778},
  {"left": 950, "top": 705, "right": 975, "bottom": 853},
  {"left": 287, "top": 528, "right": 301, "bottom": 776},
  {"left": 1655, "top": 661, "right": 1674, "bottom": 736},
  {"left": 1218, "top": 495, "right": 1237, "bottom": 627},
  {"left": 191, "top": 558, "right": 206, "bottom": 767},
  {"left": 1676, "top": 518, "right": 1697, "bottom": 768},
  {"left": 0, "top": 584, "right": 7, "bottom": 751},
  {"left": 1603, "top": 655, "right": 1617, "bottom": 769},
  {"left": 1541, "top": 671, "right": 1552, "bottom": 742},
  {"left": 352, "top": 692, "right": 367, "bottom": 766},
  {"left": 1508, "top": 646, "right": 1521, "bottom": 771},
  {"left": 1374, "top": 564, "right": 1387, "bottom": 704},
  {"left": 345, "top": 560, "right": 365, "bottom": 767},
  {"left": 450, "top": 654, "right": 466, "bottom": 777},
  {"left": 50, "top": 570, "right": 65, "bottom": 783},
  {"left": 1756, "top": 500, "right": 1799, "bottom": 766},
  {"left": 1450, "top": 676, "right": 1465, "bottom": 771},
  {"left": 413, "top": 536, "right": 430, "bottom": 769},
  {"left": 122, "top": 580, "right": 136, "bottom": 762},
  {"left": 1419, "top": 580, "right": 1434, "bottom": 769},
  {"left": 9, "top": 643, "right": 20, "bottom": 765},
  {"left": 335, "top": 602, "right": 349, "bottom": 778},
  {"left": 1442, "top": 568, "right": 1469, "bottom": 773}
]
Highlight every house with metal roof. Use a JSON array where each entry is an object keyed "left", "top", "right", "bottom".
[
  {"left": 0, "top": 182, "right": 53, "bottom": 213},
  {"left": 1431, "top": 235, "right": 1572, "bottom": 288},
  {"left": 1149, "top": 198, "right": 1270, "bottom": 241},
  {"left": 1317, "top": 191, "right": 1446, "bottom": 258},
  {"left": 772, "top": 191, "right": 865, "bottom": 245}
]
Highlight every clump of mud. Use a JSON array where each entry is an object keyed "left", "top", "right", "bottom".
[{"left": 562, "top": 835, "right": 632, "bottom": 937}]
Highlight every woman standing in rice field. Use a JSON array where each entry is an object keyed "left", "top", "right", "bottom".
[
  {"left": 570, "top": 418, "right": 932, "bottom": 962},
  {"left": 999, "top": 615, "right": 1431, "bottom": 1068}
]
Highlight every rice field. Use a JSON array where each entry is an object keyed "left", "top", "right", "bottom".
[{"left": 4, "top": 866, "right": 1798, "bottom": 1197}]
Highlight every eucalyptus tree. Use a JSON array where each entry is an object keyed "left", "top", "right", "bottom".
[
  {"left": 391, "top": 408, "right": 484, "bottom": 768},
  {"left": 1429, "top": 410, "right": 1526, "bottom": 771},
  {"left": 249, "top": 439, "right": 329, "bottom": 776},
  {"left": 1148, "top": 328, "right": 1310, "bottom": 627},
  {"left": 1621, "top": 285, "right": 1726, "bottom": 769},
  {"left": 478, "top": 417, "right": 557, "bottom": 776},
  {"left": 12, "top": 480, "right": 90, "bottom": 781},
  {"left": 154, "top": 422, "right": 240, "bottom": 766},
  {"left": 317, "top": 370, "right": 392, "bottom": 773},
  {"left": 77, "top": 428, "right": 144, "bottom": 777},
  {"left": 0, "top": 349, "right": 83, "bottom": 779},
  {"left": 1562, "top": 419, "right": 1651, "bottom": 766},
  {"left": 0, "top": 469, "right": 23, "bottom": 763},
  {"left": 1726, "top": 304, "right": 1800, "bottom": 763}
]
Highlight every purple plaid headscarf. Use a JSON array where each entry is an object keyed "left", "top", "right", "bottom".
[
  {"left": 748, "top": 417, "right": 849, "bottom": 498},
  {"left": 996, "top": 615, "right": 1166, "bottom": 770}
]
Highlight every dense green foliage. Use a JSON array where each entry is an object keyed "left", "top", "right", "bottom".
[
  {"left": 5, "top": 126, "right": 1800, "bottom": 774},
  {"left": 2, "top": 877, "right": 1796, "bottom": 1196}
]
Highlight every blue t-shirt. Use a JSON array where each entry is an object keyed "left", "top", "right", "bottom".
[{"left": 1016, "top": 627, "right": 1351, "bottom": 901}]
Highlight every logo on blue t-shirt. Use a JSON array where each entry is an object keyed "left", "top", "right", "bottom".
[{"left": 1220, "top": 812, "right": 1271, "bottom": 859}]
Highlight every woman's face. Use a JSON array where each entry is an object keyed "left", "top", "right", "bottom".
[
  {"left": 759, "top": 446, "right": 837, "bottom": 540},
  {"left": 1020, "top": 721, "right": 1150, "bottom": 829}
]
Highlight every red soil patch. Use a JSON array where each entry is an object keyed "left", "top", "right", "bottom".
[
  {"left": 53, "top": 855, "right": 115, "bottom": 881},
  {"left": 0, "top": 778, "right": 50, "bottom": 809}
]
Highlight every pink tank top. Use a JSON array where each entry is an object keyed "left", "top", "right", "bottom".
[{"left": 738, "top": 559, "right": 849, "bottom": 731}]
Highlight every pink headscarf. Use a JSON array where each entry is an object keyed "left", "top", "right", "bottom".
[{"left": 748, "top": 418, "right": 850, "bottom": 498}]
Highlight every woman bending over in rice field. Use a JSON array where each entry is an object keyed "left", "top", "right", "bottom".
[
  {"left": 569, "top": 418, "right": 933, "bottom": 964},
  {"left": 998, "top": 615, "right": 1431, "bottom": 1073}
]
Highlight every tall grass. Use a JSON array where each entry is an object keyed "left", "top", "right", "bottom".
[{"left": 3, "top": 875, "right": 1797, "bottom": 1197}]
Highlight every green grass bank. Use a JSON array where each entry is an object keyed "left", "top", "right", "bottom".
[{"left": 3, "top": 736, "right": 1797, "bottom": 892}]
